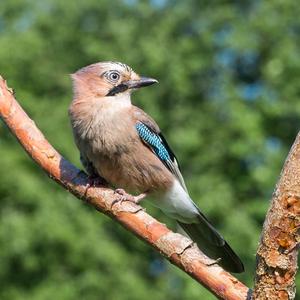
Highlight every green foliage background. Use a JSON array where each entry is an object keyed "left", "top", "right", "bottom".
[{"left": 0, "top": 0, "right": 299, "bottom": 299}]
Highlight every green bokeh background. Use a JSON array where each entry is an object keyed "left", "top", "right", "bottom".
[{"left": 0, "top": 0, "right": 299, "bottom": 299}]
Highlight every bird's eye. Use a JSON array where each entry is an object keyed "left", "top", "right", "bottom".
[{"left": 106, "top": 71, "right": 120, "bottom": 82}]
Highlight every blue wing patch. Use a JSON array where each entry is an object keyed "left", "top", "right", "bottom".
[
  {"left": 135, "top": 122, "right": 171, "bottom": 162},
  {"left": 136, "top": 121, "right": 187, "bottom": 191}
]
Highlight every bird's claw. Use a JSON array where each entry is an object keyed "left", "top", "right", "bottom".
[
  {"left": 87, "top": 175, "right": 107, "bottom": 187},
  {"left": 84, "top": 175, "right": 107, "bottom": 197},
  {"left": 114, "top": 188, "right": 136, "bottom": 203},
  {"left": 112, "top": 189, "right": 147, "bottom": 207}
]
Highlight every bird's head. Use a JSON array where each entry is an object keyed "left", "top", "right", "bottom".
[{"left": 71, "top": 61, "right": 158, "bottom": 99}]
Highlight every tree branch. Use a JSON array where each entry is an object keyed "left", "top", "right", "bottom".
[
  {"left": 253, "top": 134, "right": 300, "bottom": 299},
  {"left": 0, "top": 77, "right": 250, "bottom": 299}
]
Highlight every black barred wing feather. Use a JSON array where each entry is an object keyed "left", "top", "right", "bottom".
[{"left": 135, "top": 122, "right": 187, "bottom": 191}]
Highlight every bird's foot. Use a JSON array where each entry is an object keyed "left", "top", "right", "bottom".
[
  {"left": 87, "top": 175, "right": 107, "bottom": 187},
  {"left": 114, "top": 188, "right": 147, "bottom": 204},
  {"left": 84, "top": 175, "right": 107, "bottom": 197}
]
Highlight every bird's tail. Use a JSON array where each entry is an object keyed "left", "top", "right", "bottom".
[{"left": 178, "top": 211, "right": 244, "bottom": 273}]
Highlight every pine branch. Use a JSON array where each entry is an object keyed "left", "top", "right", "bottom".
[{"left": 0, "top": 75, "right": 253, "bottom": 300}]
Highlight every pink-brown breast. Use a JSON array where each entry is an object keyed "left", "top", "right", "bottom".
[
  {"left": 92, "top": 106, "right": 174, "bottom": 193},
  {"left": 70, "top": 100, "right": 174, "bottom": 193}
]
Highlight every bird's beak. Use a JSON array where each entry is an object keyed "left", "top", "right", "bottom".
[
  {"left": 125, "top": 77, "right": 158, "bottom": 89},
  {"left": 106, "top": 77, "right": 158, "bottom": 96}
]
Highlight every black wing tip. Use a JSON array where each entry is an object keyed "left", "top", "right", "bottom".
[
  {"left": 235, "top": 264, "right": 245, "bottom": 273},
  {"left": 221, "top": 258, "right": 245, "bottom": 273},
  {"left": 225, "top": 264, "right": 245, "bottom": 273},
  {"left": 218, "top": 242, "right": 245, "bottom": 273},
  {"left": 178, "top": 221, "right": 245, "bottom": 273}
]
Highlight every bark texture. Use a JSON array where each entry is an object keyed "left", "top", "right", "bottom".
[{"left": 253, "top": 135, "right": 300, "bottom": 299}]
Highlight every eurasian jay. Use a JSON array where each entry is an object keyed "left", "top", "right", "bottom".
[{"left": 69, "top": 61, "right": 244, "bottom": 273}]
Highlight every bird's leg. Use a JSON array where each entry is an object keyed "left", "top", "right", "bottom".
[
  {"left": 84, "top": 174, "right": 108, "bottom": 197},
  {"left": 114, "top": 188, "right": 147, "bottom": 204},
  {"left": 87, "top": 174, "right": 108, "bottom": 187}
]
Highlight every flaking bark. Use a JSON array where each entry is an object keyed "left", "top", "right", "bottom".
[{"left": 253, "top": 135, "right": 300, "bottom": 299}]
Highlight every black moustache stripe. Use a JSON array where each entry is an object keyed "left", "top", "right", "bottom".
[{"left": 106, "top": 83, "right": 128, "bottom": 96}]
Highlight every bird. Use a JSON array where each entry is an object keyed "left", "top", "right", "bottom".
[{"left": 68, "top": 61, "right": 244, "bottom": 273}]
